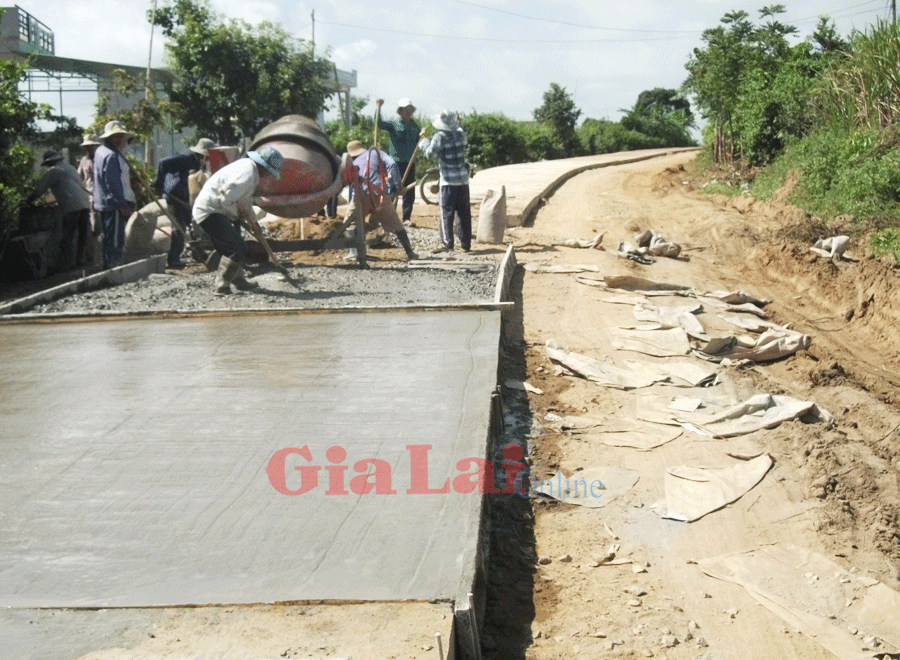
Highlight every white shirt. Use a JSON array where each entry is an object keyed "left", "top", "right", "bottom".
[{"left": 192, "top": 158, "right": 259, "bottom": 224}]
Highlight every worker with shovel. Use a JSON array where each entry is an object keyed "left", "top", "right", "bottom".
[
  {"left": 192, "top": 145, "right": 284, "bottom": 294},
  {"left": 342, "top": 140, "right": 418, "bottom": 262},
  {"left": 153, "top": 137, "right": 217, "bottom": 268},
  {"left": 375, "top": 97, "right": 420, "bottom": 225}
]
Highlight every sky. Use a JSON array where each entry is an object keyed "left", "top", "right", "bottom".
[{"left": 12, "top": 0, "right": 893, "bottom": 132}]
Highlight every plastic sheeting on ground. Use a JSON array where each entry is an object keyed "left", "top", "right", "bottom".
[
  {"left": 632, "top": 301, "right": 707, "bottom": 340},
  {"left": 675, "top": 393, "right": 834, "bottom": 438},
  {"left": 651, "top": 454, "right": 773, "bottom": 521},
  {"left": 544, "top": 413, "right": 685, "bottom": 451},
  {"left": 613, "top": 327, "right": 692, "bottom": 357},
  {"left": 545, "top": 339, "right": 670, "bottom": 390},
  {"left": 533, "top": 467, "right": 639, "bottom": 508},
  {"left": 694, "top": 328, "right": 811, "bottom": 363},
  {"left": 700, "top": 543, "right": 900, "bottom": 659},
  {"left": 811, "top": 235, "right": 850, "bottom": 260}
]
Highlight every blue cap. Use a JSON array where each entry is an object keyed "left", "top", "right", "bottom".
[{"left": 248, "top": 145, "right": 284, "bottom": 180}]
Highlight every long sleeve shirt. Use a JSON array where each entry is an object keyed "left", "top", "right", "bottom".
[
  {"left": 350, "top": 149, "right": 400, "bottom": 200},
  {"left": 422, "top": 127, "right": 469, "bottom": 186},
  {"left": 92, "top": 144, "right": 135, "bottom": 211},
  {"left": 192, "top": 157, "right": 259, "bottom": 224},
  {"left": 31, "top": 162, "right": 90, "bottom": 215},
  {"left": 376, "top": 115, "right": 421, "bottom": 163},
  {"left": 153, "top": 152, "right": 200, "bottom": 203}
]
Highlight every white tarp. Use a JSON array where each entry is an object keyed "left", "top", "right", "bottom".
[
  {"left": 653, "top": 454, "right": 773, "bottom": 521},
  {"left": 695, "top": 328, "right": 812, "bottom": 363},
  {"left": 676, "top": 393, "right": 834, "bottom": 438}
]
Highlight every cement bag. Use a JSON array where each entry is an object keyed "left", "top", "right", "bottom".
[
  {"left": 124, "top": 200, "right": 168, "bottom": 260},
  {"left": 476, "top": 186, "right": 506, "bottom": 244},
  {"left": 188, "top": 170, "right": 210, "bottom": 206}
]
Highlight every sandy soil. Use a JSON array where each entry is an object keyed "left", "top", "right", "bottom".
[
  {"left": 485, "top": 151, "right": 900, "bottom": 660},
  {"left": 5, "top": 152, "right": 900, "bottom": 659}
]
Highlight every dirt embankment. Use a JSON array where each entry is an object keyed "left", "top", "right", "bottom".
[{"left": 485, "top": 152, "right": 900, "bottom": 660}]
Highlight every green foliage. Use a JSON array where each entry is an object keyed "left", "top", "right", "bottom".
[
  {"left": 92, "top": 70, "right": 174, "bottom": 143},
  {"left": 459, "top": 112, "right": 527, "bottom": 168},
  {"left": 620, "top": 89, "right": 696, "bottom": 149},
  {"left": 809, "top": 20, "right": 900, "bottom": 132},
  {"left": 151, "top": 0, "right": 332, "bottom": 145},
  {"left": 577, "top": 118, "right": 660, "bottom": 154},
  {"left": 1, "top": 60, "right": 47, "bottom": 240},
  {"left": 682, "top": 6, "right": 829, "bottom": 165},
  {"left": 533, "top": 83, "right": 582, "bottom": 157}
]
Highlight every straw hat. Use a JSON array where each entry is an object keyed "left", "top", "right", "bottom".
[
  {"left": 189, "top": 137, "right": 217, "bottom": 156},
  {"left": 99, "top": 120, "right": 131, "bottom": 139},
  {"left": 346, "top": 140, "right": 367, "bottom": 157},
  {"left": 80, "top": 133, "right": 101, "bottom": 147}
]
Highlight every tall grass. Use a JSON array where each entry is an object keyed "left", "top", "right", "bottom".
[{"left": 810, "top": 20, "right": 900, "bottom": 131}]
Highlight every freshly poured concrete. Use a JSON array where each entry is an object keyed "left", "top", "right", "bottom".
[{"left": 0, "top": 310, "right": 499, "bottom": 609}]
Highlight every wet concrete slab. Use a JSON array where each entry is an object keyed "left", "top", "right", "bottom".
[{"left": 0, "top": 309, "right": 499, "bottom": 609}]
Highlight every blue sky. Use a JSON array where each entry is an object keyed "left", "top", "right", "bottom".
[{"left": 13, "top": 0, "right": 892, "bottom": 130}]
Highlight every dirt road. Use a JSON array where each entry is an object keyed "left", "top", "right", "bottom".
[{"left": 489, "top": 151, "right": 900, "bottom": 660}]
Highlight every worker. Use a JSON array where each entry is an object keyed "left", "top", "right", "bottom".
[
  {"left": 192, "top": 145, "right": 284, "bottom": 294},
  {"left": 93, "top": 120, "right": 136, "bottom": 269},
  {"left": 28, "top": 149, "right": 92, "bottom": 271},
  {"left": 420, "top": 110, "right": 471, "bottom": 253},
  {"left": 343, "top": 140, "right": 418, "bottom": 262},
  {"left": 375, "top": 97, "right": 420, "bottom": 224},
  {"left": 76, "top": 134, "right": 102, "bottom": 267},
  {"left": 153, "top": 137, "right": 217, "bottom": 268}
]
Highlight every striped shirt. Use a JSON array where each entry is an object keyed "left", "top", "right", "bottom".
[{"left": 423, "top": 128, "right": 469, "bottom": 186}]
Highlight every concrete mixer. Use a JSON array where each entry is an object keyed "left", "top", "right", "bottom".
[{"left": 207, "top": 115, "right": 371, "bottom": 265}]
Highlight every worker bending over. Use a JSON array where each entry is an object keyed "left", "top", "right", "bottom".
[{"left": 192, "top": 146, "right": 284, "bottom": 294}]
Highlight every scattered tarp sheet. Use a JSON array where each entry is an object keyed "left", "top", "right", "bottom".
[
  {"left": 700, "top": 543, "right": 900, "bottom": 659},
  {"left": 544, "top": 413, "right": 684, "bottom": 451},
  {"left": 554, "top": 234, "right": 605, "bottom": 249},
  {"left": 676, "top": 393, "right": 834, "bottom": 438},
  {"left": 629, "top": 360, "right": 717, "bottom": 387},
  {"left": 634, "top": 228, "right": 682, "bottom": 258},
  {"left": 612, "top": 327, "right": 691, "bottom": 357},
  {"left": 523, "top": 263, "right": 600, "bottom": 273},
  {"left": 700, "top": 290, "right": 770, "bottom": 306},
  {"left": 811, "top": 235, "right": 850, "bottom": 260},
  {"left": 718, "top": 314, "right": 783, "bottom": 333},
  {"left": 545, "top": 339, "right": 669, "bottom": 390},
  {"left": 575, "top": 274, "right": 692, "bottom": 295},
  {"left": 652, "top": 454, "right": 773, "bottom": 521},
  {"left": 696, "top": 296, "right": 770, "bottom": 318},
  {"left": 534, "top": 467, "right": 639, "bottom": 508},
  {"left": 632, "top": 302, "right": 707, "bottom": 340},
  {"left": 694, "top": 328, "right": 812, "bottom": 363}
]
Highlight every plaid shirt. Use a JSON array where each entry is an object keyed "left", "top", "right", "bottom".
[{"left": 423, "top": 127, "right": 469, "bottom": 186}]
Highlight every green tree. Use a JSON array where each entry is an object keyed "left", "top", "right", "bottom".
[
  {"left": 150, "top": 0, "right": 333, "bottom": 145},
  {"left": 533, "top": 83, "right": 582, "bottom": 157},
  {"left": 460, "top": 112, "right": 528, "bottom": 168},
  {"left": 620, "top": 88, "right": 696, "bottom": 147}
]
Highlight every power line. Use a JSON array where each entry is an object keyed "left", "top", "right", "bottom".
[
  {"left": 450, "top": 0, "right": 700, "bottom": 34},
  {"left": 318, "top": 19, "right": 699, "bottom": 43}
]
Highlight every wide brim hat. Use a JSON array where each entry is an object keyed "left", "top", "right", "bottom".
[
  {"left": 80, "top": 134, "right": 101, "bottom": 147},
  {"left": 432, "top": 109, "right": 458, "bottom": 131},
  {"left": 346, "top": 140, "right": 366, "bottom": 157},
  {"left": 100, "top": 120, "right": 131, "bottom": 139},
  {"left": 247, "top": 145, "right": 283, "bottom": 180},
  {"left": 189, "top": 137, "right": 216, "bottom": 156},
  {"left": 396, "top": 98, "right": 416, "bottom": 114},
  {"left": 41, "top": 150, "right": 63, "bottom": 166}
]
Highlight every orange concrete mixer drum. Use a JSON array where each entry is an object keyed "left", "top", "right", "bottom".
[{"left": 248, "top": 115, "right": 347, "bottom": 219}]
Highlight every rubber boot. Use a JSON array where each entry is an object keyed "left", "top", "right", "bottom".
[
  {"left": 395, "top": 229, "right": 418, "bottom": 260},
  {"left": 231, "top": 262, "right": 259, "bottom": 291},
  {"left": 214, "top": 255, "right": 240, "bottom": 294}
]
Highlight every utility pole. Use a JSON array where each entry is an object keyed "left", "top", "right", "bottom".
[
  {"left": 145, "top": 0, "right": 158, "bottom": 165},
  {"left": 311, "top": 9, "right": 315, "bottom": 57}
]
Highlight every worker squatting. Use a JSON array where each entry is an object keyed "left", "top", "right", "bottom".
[{"left": 266, "top": 443, "right": 605, "bottom": 499}]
